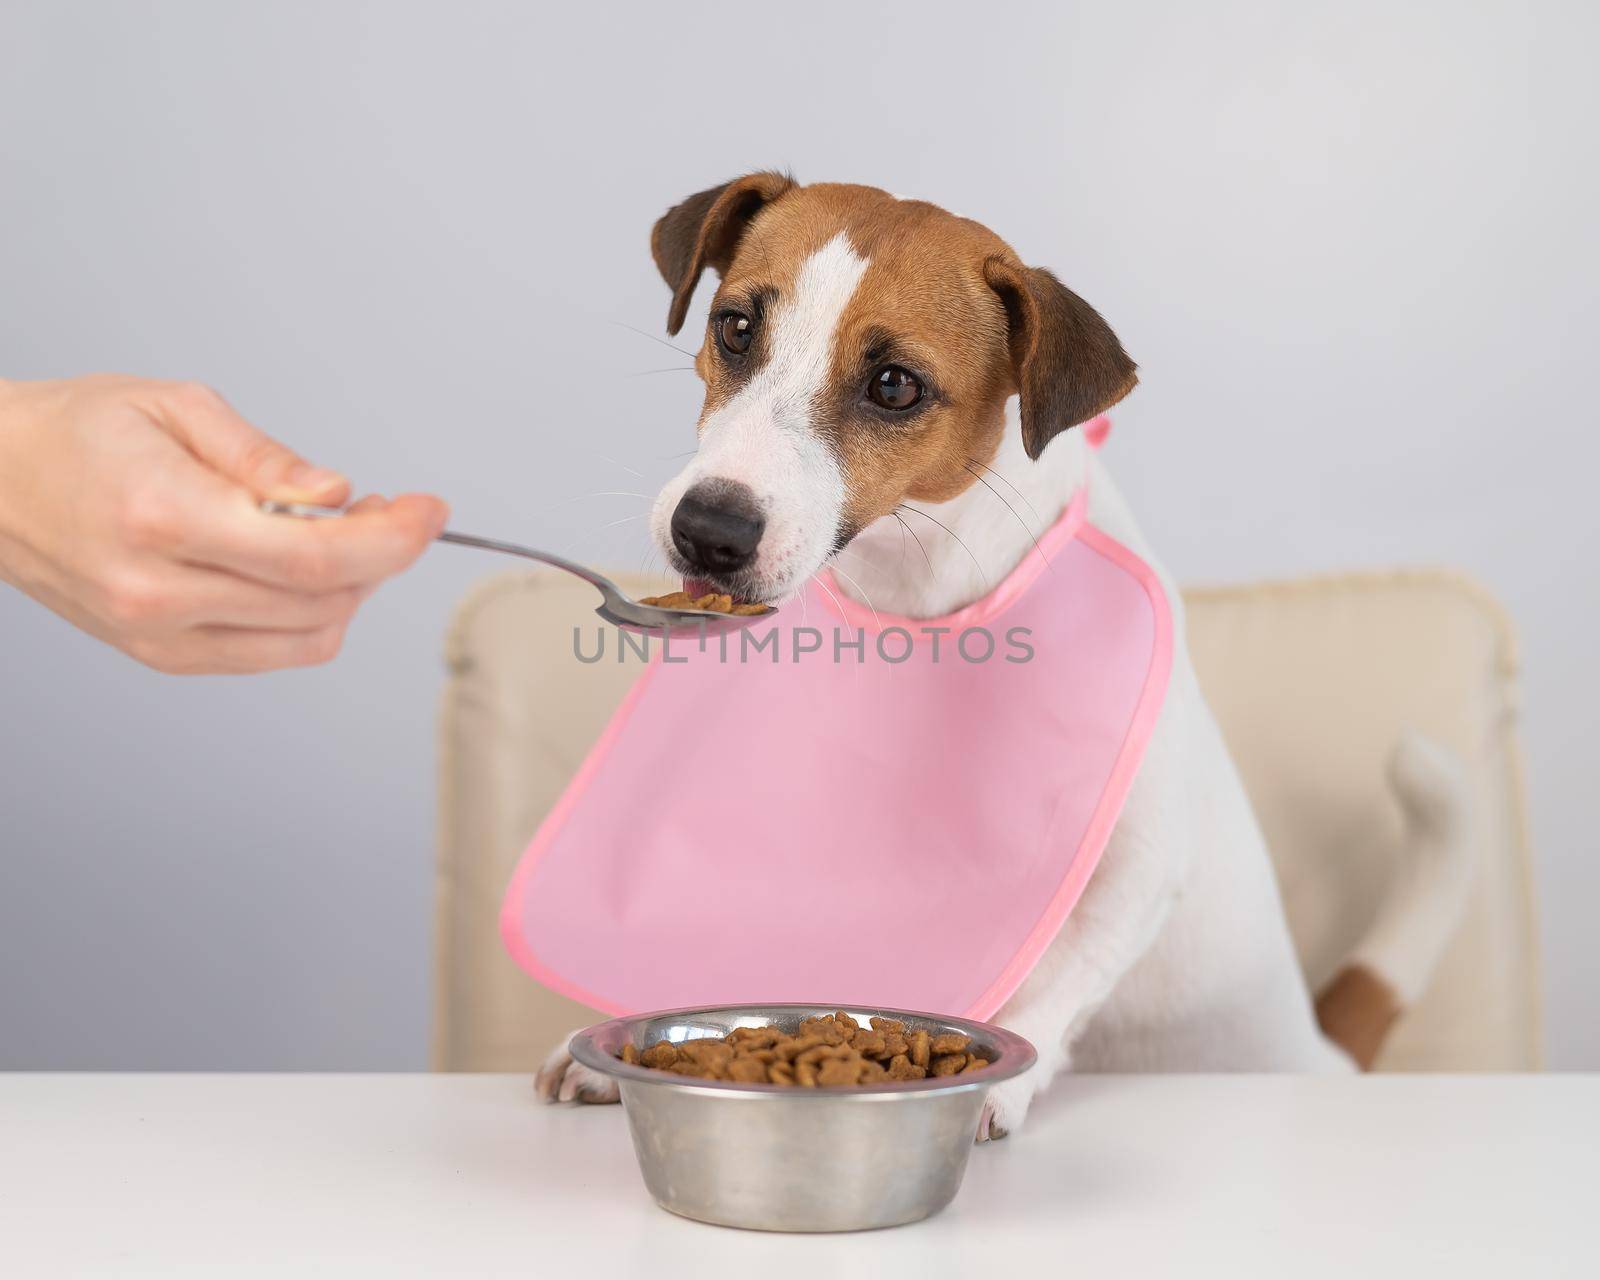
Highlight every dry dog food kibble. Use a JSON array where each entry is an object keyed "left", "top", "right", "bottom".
[
  {"left": 638, "top": 591, "right": 772, "bottom": 617},
  {"left": 618, "top": 1012, "right": 991, "bottom": 1086}
]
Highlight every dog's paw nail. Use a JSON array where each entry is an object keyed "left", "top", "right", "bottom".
[
  {"left": 977, "top": 1079, "right": 1032, "bottom": 1142},
  {"left": 533, "top": 1069, "right": 564, "bottom": 1103},
  {"left": 976, "top": 1100, "right": 1006, "bottom": 1143},
  {"left": 536, "top": 1034, "right": 586, "bottom": 1104}
]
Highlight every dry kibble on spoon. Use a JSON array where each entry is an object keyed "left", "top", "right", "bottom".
[
  {"left": 638, "top": 591, "right": 772, "bottom": 616},
  {"left": 619, "top": 1013, "right": 995, "bottom": 1086}
]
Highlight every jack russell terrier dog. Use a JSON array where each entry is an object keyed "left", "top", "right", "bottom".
[{"left": 537, "top": 173, "right": 1473, "bottom": 1139}]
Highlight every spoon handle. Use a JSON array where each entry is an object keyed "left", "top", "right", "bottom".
[{"left": 432, "top": 530, "right": 613, "bottom": 591}]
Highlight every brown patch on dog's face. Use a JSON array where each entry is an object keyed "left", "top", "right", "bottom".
[
  {"left": 705, "top": 187, "right": 1017, "bottom": 545},
  {"left": 820, "top": 194, "right": 1025, "bottom": 538},
  {"left": 649, "top": 178, "right": 1136, "bottom": 599}
]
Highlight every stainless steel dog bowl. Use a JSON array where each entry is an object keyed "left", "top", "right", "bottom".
[{"left": 569, "top": 1003, "right": 1036, "bottom": 1232}]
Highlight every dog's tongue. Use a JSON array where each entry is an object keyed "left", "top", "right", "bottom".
[{"left": 683, "top": 577, "right": 714, "bottom": 599}]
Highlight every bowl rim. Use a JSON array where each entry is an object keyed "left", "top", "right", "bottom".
[{"left": 568, "top": 1002, "right": 1038, "bottom": 1097}]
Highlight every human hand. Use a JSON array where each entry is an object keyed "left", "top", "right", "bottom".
[{"left": 0, "top": 375, "right": 448, "bottom": 674}]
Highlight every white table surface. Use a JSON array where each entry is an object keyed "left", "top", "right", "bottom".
[{"left": 2, "top": 1073, "right": 1592, "bottom": 1277}]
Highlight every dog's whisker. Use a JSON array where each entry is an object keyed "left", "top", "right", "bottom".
[
  {"left": 608, "top": 319, "right": 698, "bottom": 360},
  {"left": 635, "top": 543, "right": 670, "bottom": 587},
  {"left": 832, "top": 546, "right": 880, "bottom": 577},
  {"left": 585, "top": 450, "right": 645, "bottom": 480},
  {"left": 968, "top": 457, "right": 1044, "bottom": 526},
  {"left": 892, "top": 510, "right": 936, "bottom": 583},
  {"left": 827, "top": 560, "right": 884, "bottom": 633},
  {"left": 558, "top": 490, "right": 655, "bottom": 504},
  {"left": 832, "top": 553, "right": 893, "bottom": 591},
  {"left": 627, "top": 366, "right": 698, "bottom": 377},
  {"left": 600, "top": 513, "right": 646, "bottom": 530},
  {"left": 818, "top": 569, "right": 866, "bottom": 691},
  {"left": 963, "top": 462, "right": 1053, "bottom": 574},
  {"left": 898, "top": 504, "right": 989, "bottom": 588},
  {"left": 810, "top": 572, "right": 863, "bottom": 633}
]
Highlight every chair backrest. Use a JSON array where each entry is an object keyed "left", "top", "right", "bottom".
[{"left": 434, "top": 568, "right": 1540, "bottom": 1071}]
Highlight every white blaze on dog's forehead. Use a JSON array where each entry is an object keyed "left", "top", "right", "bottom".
[
  {"left": 761, "top": 232, "right": 870, "bottom": 411},
  {"left": 696, "top": 233, "right": 868, "bottom": 472},
  {"left": 698, "top": 231, "right": 866, "bottom": 521},
  {"left": 653, "top": 233, "right": 868, "bottom": 597}
]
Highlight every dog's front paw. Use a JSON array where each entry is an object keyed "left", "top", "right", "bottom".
[
  {"left": 976, "top": 1074, "right": 1036, "bottom": 1143},
  {"left": 534, "top": 1031, "right": 620, "bottom": 1105}
]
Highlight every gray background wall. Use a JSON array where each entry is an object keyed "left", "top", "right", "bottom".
[{"left": 2, "top": 1, "right": 1595, "bottom": 1069}]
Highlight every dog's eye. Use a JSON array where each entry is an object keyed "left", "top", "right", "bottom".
[
  {"left": 717, "top": 312, "right": 754, "bottom": 356},
  {"left": 868, "top": 365, "right": 923, "bottom": 411}
]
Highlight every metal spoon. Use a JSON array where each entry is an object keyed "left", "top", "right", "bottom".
[{"left": 260, "top": 501, "right": 775, "bottom": 634}]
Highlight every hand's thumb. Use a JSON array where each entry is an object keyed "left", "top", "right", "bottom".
[{"left": 155, "top": 382, "right": 350, "bottom": 505}]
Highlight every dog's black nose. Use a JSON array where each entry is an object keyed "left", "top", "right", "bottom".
[{"left": 671, "top": 481, "right": 765, "bottom": 575}]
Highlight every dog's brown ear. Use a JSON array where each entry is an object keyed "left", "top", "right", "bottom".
[
  {"left": 984, "top": 258, "right": 1137, "bottom": 460},
  {"left": 652, "top": 171, "right": 796, "bottom": 335}
]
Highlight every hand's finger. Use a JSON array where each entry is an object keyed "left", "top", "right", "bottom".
[
  {"left": 183, "top": 492, "right": 449, "bottom": 591},
  {"left": 168, "top": 495, "right": 391, "bottom": 628},
  {"left": 340, "top": 496, "right": 392, "bottom": 609},
  {"left": 130, "top": 622, "right": 351, "bottom": 676},
  {"left": 149, "top": 381, "right": 351, "bottom": 506},
  {"left": 344, "top": 493, "right": 389, "bottom": 517},
  {"left": 158, "top": 565, "right": 365, "bottom": 631}
]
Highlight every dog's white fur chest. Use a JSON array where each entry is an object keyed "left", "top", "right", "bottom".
[{"left": 840, "top": 416, "right": 1346, "bottom": 1105}]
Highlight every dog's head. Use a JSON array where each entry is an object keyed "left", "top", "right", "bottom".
[{"left": 648, "top": 173, "right": 1136, "bottom": 602}]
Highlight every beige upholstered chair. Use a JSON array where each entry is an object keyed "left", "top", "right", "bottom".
[{"left": 434, "top": 569, "right": 1541, "bottom": 1072}]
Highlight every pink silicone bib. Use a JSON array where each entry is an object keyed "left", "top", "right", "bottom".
[{"left": 502, "top": 420, "right": 1172, "bottom": 1020}]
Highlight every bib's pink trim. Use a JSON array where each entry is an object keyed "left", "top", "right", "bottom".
[{"left": 965, "top": 519, "right": 1171, "bottom": 1018}]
